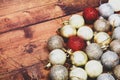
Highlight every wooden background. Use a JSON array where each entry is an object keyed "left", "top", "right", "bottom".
[{"left": 0, "top": 0, "right": 108, "bottom": 80}]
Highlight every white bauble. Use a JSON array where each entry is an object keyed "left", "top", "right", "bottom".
[
  {"left": 60, "top": 25, "right": 76, "bottom": 38},
  {"left": 112, "top": 27, "right": 120, "bottom": 40},
  {"left": 77, "top": 26, "right": 93, "bottom": 40},
  {"left": 69, "top": 14, "right": 85, "bottom": 29},
  {"left": 71, "top": 51, "right": 88, "bottom": 66},
  {"left": 97, "top": 73, "right": 115, "bottom": 80},
  {"left": 110, "top": 40, "right": 120, "bottom": 55},
  {"left": 101, "top": 50, "right": 119, "bottom": 69},
  {"left": 85, "top": 60, "right": 103, "bottom": 78},
  {"left": 94, "top": 32, "right": 111, "bottom": 48},
  {"left": 94, "top": 18, "right": 110, "bottom": 32},
  {"left": 49, "top": 49, "right": 66, "bottom": 65},
  {"left": 50, "top": 65, "right": 68, "bottom": 80},
  {"left": 86, "top": 43, "right": 103, "bottom": 60},
  {"left": 98, "top": 3, "right": 114, "bottom": 17},
  {"left": 70, "top": 67, "right": 87, "bottom": 80},
  {"left": 108, "top": 14, "right": 120, "bottom": 27},
  {"left": 109, "top": 0, "right": 120, "bottom": 12}
]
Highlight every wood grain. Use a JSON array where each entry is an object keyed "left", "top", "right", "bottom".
[
  {"left": 0, "top": 0, "right": 58, "bottom": 16},
  {"left": 0, "top": 3, "right": 64, "bottom": 34},
  {"left": 0, "top": 0, "right": 108, "bottom": 34},
  {"left": 0, "top": 11, "right": 82, "bottom": 79}
]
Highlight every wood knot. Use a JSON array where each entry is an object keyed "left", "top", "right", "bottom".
[
  {"left": 0, "top": 48, "right": 3, "bottom": 54},
  {"left": 24, "top": 44, "right": 37, "bottom": 53},
  {"left": 23, "top": 27, "right": 33, "bottom": 38},
  {"left": 4, "top": 18, "right": 10, "bottom": 22}
]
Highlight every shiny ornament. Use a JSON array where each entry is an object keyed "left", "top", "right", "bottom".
[
  {"left": 70, "top": 67, "right": 87, "bottom": 80},
  {"left": 67, "top": 36, "right": 87, "bottom": 51},
  {"left": 85, "top": 43, "right": 103, "bottom": 60},
  {"left": 83, "top": 7, "right": 99, "bottom": 24},
  {"left": 110, "top": 40, "right": 120, "bottom": 55},
  {"left": 49, "top": 49, "right": 66, "bottom": 65},
  {"left": 60, "top": 25, "right": 76, "bottom": 38},
  {"left": 114, "top": 65, "right": 120, "bottom": 79},
  {"left": 69, "top": 14, "right": 85, "bottom": 28},
  {"left": 77, "top": 26, "right": 93, "bottom": 40},
  {"left": 108, "top": 14, "right": 120, "bottom": 27},
  {"left": 98, "top": 3, "right": 114, "bottom": 17},
  {"left": 85, "top": 60, "right": 103, "bottom": 78},
  {"left": 47, "top": 35, "right": 64, "bottom": 51},
  {"left": 112, "top": 27, "right": 120, "bottom": 40},
  {"left": 94, "top": 17, "right": 110, "bottom": 32},
  {"left": 109, "top": 0, "right": 120, "bottom": 12},
  {"left": 71, "top": 51, "right": 88, "bottom": 66},
  {"left": 101, "top": 50, "right": 119, "bottom": 69},
  {"left": 94, "top": 32, "right": 111, "bottom": 49},
  {"left": 50, "top": 65, "right": 68, "bottom": 80},
  {"left": 97, "top": 73, "right": 115, "bottom": 80}
]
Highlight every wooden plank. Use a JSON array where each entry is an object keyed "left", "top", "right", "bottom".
[
  {"left": 0, "top": 0, "right": 108, "bottom": 34},
  {"left": 0, "top": 0, "right": 58, "bottom": 16},
  {"left": 0, "top": 17, "right": 63, "bottom": 79},
  {"left": 0, "top": 4, "right": 65, "bottom": 34},
  {"left": 0, "top": 61, "right": 49, "bottom": 80}
]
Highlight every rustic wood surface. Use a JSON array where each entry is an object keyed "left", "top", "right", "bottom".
[
  {"left": 0, "top": 14, "right": 69, "bottom": 79},
  {"left": 0, "top": 0, "right": 61, "bottom": 34},
  {"left": 0, "top": 0, "right": 110, "bottom": 80},
  {"left": 0, "top": 11, "right": 81, "bottom": 80},
  {"left": 0, "top": 0, "right": 108, "bottom": 34},
  {"left": 0, "top": 0, "right": 58, "bottom": 16}
]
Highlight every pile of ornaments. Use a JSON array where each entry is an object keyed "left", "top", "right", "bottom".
[{"left": 46, "top": 2, "right": 120, "bottom": 80}]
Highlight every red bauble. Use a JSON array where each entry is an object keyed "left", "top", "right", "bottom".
[
  {"left": 67, "top": 36, "right": 87, "bottom": 51},
  {"left": 83, "top": 7, "right": 99, "bottom": 24}
]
